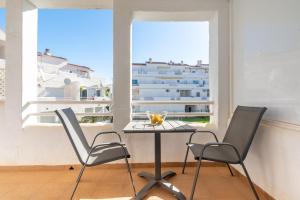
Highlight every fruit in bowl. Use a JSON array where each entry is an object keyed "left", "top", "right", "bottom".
[{"left": 146, "top": 111, "right": 167, "bottom": 125}]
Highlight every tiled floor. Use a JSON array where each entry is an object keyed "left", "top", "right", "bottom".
[{"left": 0, "top": 165, "right": 267, "bottom": 200}]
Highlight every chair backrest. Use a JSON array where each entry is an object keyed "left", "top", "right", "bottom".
[
  {"left": 55, "top": 108, "right": 90, "bottom": 164},
  {"left": 223, "top": 106, "right": 267, "bottom": 161}
]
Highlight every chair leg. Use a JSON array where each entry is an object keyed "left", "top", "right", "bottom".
[
  {"left": 240, "top": 162, "right": 260, "bottom": 200},
  {"left": 124, "top": 157, "right": 136, "bottom": 197},
  {"left": 182, "top": 146, "right": 190, "bottom": 174},
  {"left": 226, "top": 163, "right": 234, "bottom": 176},
  {"left": 189, "top": 158, "right": 202, "bottom": 200},
  {"left": 71, "top": 164, "right": 86, "bottom": 200}
]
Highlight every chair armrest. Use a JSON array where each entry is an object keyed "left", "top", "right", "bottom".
[
  {"left": 91, "top": 131, "right": 122, "bottom": 148},
  {"left": 195, "top": 142, "right": 242, "bottom": 161},
  {"left": 91, "top": 142, "right": 126, "bottom": 153},
  {"left": 188, "top": 131, "right": 219, "bottom": 144},
  {"left": 84, "top": 142, "right": 127, "bottom": 164}
]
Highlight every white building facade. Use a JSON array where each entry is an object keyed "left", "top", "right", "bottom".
[
  {"left": 37, "top": 49, "right": 107, "bottom": 100},
  {"left": 132, "top": 59, "right": 209, "bottom": 114},
  {"left": 37, "top": 49, "right": 111, "bottom": 123}
]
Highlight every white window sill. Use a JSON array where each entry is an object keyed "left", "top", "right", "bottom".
[
  {"left": 187, "top": 122, "right": 216, "bottom": 130},
  {"left": 22, "top": 121, "right": 215, "bottom": 132}
]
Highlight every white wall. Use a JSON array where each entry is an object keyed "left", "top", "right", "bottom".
[{"left": 231, "top": 0, "right": 300, "bottom": 199}]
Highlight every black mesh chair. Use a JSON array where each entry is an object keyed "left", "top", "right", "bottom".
[
  {"left": 55, "top": 108, "right": 136, "bottom": 199},
  {"left": 182, "top": 106, "right": 267, "bottom": 200}
]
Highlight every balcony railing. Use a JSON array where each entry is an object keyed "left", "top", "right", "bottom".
[
  {"left": 133, "top": 72, "right": 208, "bottom": 78},
  {"left": 132, "top": 83, "right": 209, "bottom": 89},
  {"left": 22, "top": 100, "right": 112, "bottom": 124},
  {"left": 132, "top": 100, "right": 213, "bottom": 118},
  {"left": 22, "top": 99, "right": 213, "bottom": 124}
]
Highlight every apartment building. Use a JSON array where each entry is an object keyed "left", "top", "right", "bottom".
[{"left": 132, "top": 59, "right": 210, "bottom": 113}]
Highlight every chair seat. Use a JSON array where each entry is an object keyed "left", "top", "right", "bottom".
[
  {"left": 189, "top": 143, "right": 240, "bottom": 164},
  {"left": 87, "top": 145, "right": 130, "bottom": 166}
]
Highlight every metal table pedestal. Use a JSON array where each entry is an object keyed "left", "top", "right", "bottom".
[{"left": 136, "top": 133, "right": 186, "bottom": 200}]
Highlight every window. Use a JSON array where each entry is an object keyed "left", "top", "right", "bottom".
[
  {"left": 96, "top": 90, "right": 101, "bottom": 97},
  {"left": 131, "top": 21, "right": 210, "bottom": 123},
  {"left": 204, "top": 89, "right": 210, "bottom": 97},
  {"left": 80, "top": 88, "right": 87, "bottom": 99},
  {"left": 180, "top": 90, "right": 191, "bottom": 97},
  {"left": 132, "top": 79, "right": 138, "bottom": 85},
  {"left": 36, "top": 9, "right": 113, "bottom": 124}
]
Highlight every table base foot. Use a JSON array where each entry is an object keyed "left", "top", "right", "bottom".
[
  {"left": 138, "top": 170, "right": 176, "bottom": 181},
  {"left": 159, "top": 179, "right": 186, "bottom": 200},
  {"left": 136, "top": 171, "right": 186, "bottom": 200},
  {"left": 162, "top": 171, "right": 177, "bottom": 179},
  {"left": 138, "top": 171, "right": 155, "bottom": 181},
  {"left": 135, "top": 180, "right": 157, "bottom": 200}
]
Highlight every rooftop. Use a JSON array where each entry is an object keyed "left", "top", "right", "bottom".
[
  {"left": 133, "top": 59, "right": 208, "bottom": 68},
  {"left": 38, "top": 49, "right": 94, "bottom": 72}
]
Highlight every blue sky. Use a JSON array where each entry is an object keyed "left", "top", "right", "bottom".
[
  {"left": 38, "top": 9, "right": 114, "bottom": 81},
  {"left": 0, "top": 9, "right": 4, "bottom": 30},
  {"left": 0, "top": 9, "right": 209, "bottom": 81},
  {"left": 132, "top": 21, "right": 209, "bottom": 65}
]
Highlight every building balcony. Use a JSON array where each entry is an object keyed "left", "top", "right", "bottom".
[
  {"left": 133, "top": 72, "right": 208, "bottom": 79},
  {"left": 133, "top": 83, "right": 209, "bottom": 89}
]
